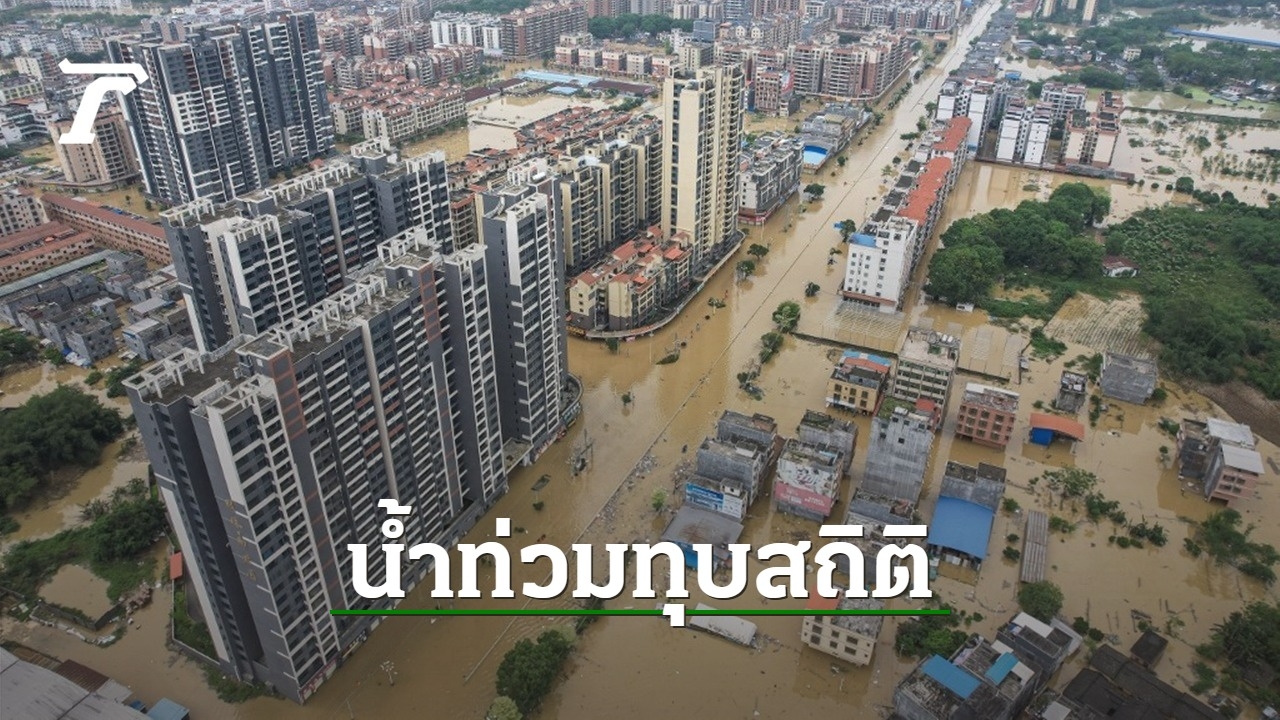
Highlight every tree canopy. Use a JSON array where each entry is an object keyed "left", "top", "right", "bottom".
[
  {"left": 1017, "top": 581, "right": 1065, "bottom": 623},
  {"left": 0, "top": 328, "right": 37, "bottom": 375},
  {"left": 587, "top": 14, "right": 693, "bottom": 39},
  {"left": 0, "top": 386, "right": 124, "bottom": 515},
  {"left": 495, "top": 630, "right": 574, "bottom": 714}
]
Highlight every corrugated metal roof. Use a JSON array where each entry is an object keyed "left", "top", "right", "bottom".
[
  {"left": 927, "top": 497, "right": 994, "bottom": 560},
  {"left": 921, "top": 655, "right": 980, "bottom": 699},
  {"left": 1028, "top": 412, "right": 1086, "bottom": 441},
  {"left": 1220, "top": 444, "right": 1264, "bottom": 475}
]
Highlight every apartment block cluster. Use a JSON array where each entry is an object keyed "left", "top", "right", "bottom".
[
  {"left": 329, "top": 79, "right": 466, "bottom": 143},
  {"left": 840, "top": 116, "right": 970, "bottom": 312},
  {"left": 790, "top": 31, "right": 914, "bottom": 101},
  {"left": 125, "top": 136, "right": 572, "bottom": 703},
  {"left": 832, "top": 0, "right": 957, "bottom": 31},
  {"left": 554, "top": 32, "right": 684, "bottom": 80}
]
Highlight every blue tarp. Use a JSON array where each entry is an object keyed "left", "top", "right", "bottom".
[
  {"left": 927, "top": 497, "right": 995, "bottom": 560},
  {"left": 1029, "top": 427, "right": 1055, "bottom": 446},
  {"left": 985, "top": 652, "right": 1018, "bottom": 684},
  {"left": 851, "top": 233, "right": 878, "bottom": 248},
  {"left": 922, "top": 655, "right": 980, "bottom": 699}
]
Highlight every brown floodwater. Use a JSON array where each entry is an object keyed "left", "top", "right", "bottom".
[
  {"left": 8, "top": 3, "right": 1280, "bottom": 718},
  {"left": 41, "top": 565, "right": 114, "bottom": 617}
]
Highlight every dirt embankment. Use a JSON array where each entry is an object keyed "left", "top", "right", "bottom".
[{"left": 1196, "top": 380, "right": 1280, "bottom": 449}]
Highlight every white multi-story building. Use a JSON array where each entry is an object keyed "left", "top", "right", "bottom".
[
  {"left": 662, "top": 64, "right": 744, "bottom": 273},
  {"left": 430, "top": 12, "right": 502, "bottom": 54},
  {"left": 1021, "top": 105, "right": 1053, "bottom": 166},
  {"left": 1040, "top": 81, "right": 1087, "bottom": 124},
  {"left": 841, "top": 216, "right": 917, "bottom": 312},
  {"left": 995, "top": 100, "right": 1024, "bottom": 163},
  {"left": 48, "top": 0, "right": 132, "bottom": 10}
]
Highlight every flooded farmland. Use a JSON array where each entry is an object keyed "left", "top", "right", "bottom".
[{"left": 4, "top": 3, "right": 1280, "bottom": 719}]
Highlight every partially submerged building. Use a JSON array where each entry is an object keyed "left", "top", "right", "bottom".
[
  {"left": 773, "top": 439, "right": 843, "bottom": 521},
  {"left": 685, "top": 410, "right": 779, "bottom": 520},
  {"left": 1044, "top": 645, "right": 1224, "bottom": 720},
  {"left": 802, "top": 587, "right": 884, "bottom": 666},
  {"left": 660, "top": 506, "right": 745, "bottom": 570},
  {"left": 926, "top": 462, "right": 1006, "bottom": 571},
  {"left": 894, "top": 613, "right": 1078, "bottom": 720},
  {"left": 954, "top": 383, "right": 1019, "bottom": 449},
  {"left": 795, "top": 410, "right": 857, "bottom": 476},
  {"left": 1055, "top": 370, "right": 1088, "bottom": 414},
  {"left": 863, "top": 399, "right": 935, "bottom": 504},
  {"left": 1129, "top": 629, "right": 1168, "bottom": 670},
  {"left": 1028, "top": 413, "right": 1086, "bottom": 447},
  {"left": 826, "top": 349, "right": 892, "bottom": 414},
  {"left": 1099, "top": 353, "right": 1157, "bottom": 405},
  {"left": 1177, "top": 418, "right": 1265, "bottom": 507},
  {"left": 892, "top": 327, "right": 961, "bottom": 411}
]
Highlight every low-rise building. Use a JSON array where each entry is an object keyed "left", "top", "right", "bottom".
[
  {"left": 1044, "top": 645, "right": 1224, "bottom": 720},
  {"left": 684, "top": 410, "right": 779, "bottom": 521},
  {"left": 0, "top": 222, "right": 96, "bottom": 283},
  {"left": 893, "top": 327, "right": 960, "bottom": 410},
  {"left": 795, "top": 409, "right": 856, "bottom": 475},
  {"left": 773, "top": 438, "right": 843, "bottom": 521},
  {"left": 1099, "top": 352, "right": 1157, "bottom": 405},
  {"left": 954, "top": 383, "right": 1019, "bottom": 448},
  {"left": 826, "top": 349, "right": 892, "bottom": 414},
  {"left": 0, "top": 186, "right": 46, "bottom": 236},
  {"left": 738, "top": 132, "right": 803, "bottom": 225},
  {"left": 926, "top": 461, "right": 1006, "bottom": 571},
  {"left": 802, "top": 588, "right": 884, "bottom": 666},
  {"left": 1055, "top": 370, "right": 1088, "bottom": 413},
  {"left": 40, "top": 194, "right": 169, "bottom": 264},
  {"left": 863, "top": 397, "right": 935, "bottom": 503}
]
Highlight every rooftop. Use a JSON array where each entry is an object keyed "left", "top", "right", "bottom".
[
  {"left": 1206, "top": 418, "right": 1255, "bottom": 449},
  {"left": 1220, "top": 444, "right": 1264, "bottom": 475},
  {"left": 1129, "top": 629, "right": 1168, "bottom": 666},
  {"left": 808, "top": 586, "right": 886, "bottom": 637},
  {"left": 900, "top": 327, "right": 960, "bottom": 368},
  {"left": 961, "top": 382, "right": 1020, "bottom": 412},
  {"left": 661, "top": 506, "right": 745, "bottom": 547}
]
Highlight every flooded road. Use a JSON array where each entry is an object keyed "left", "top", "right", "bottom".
[{"left": 7, "top": 3, "right": 1280, "bottom": 718}]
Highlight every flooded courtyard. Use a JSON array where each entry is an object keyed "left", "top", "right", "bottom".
[{"left": 3, "top": 3, "right": 1279, "bottom": 719}]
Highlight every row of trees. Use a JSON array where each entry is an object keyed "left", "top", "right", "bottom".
[
  {"left": 0, "top": 328, "right": 38, "bottom": 375},
  {"left": 587, "top": 14, "right": 693, "bottom": 39},
  {"left": 0, "top": 386, "right": 125, "bottom": 520},
  {"left": 924, "top": 183, "right": 1110, "bottom": 305}
]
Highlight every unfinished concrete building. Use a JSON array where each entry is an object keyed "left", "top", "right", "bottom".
[
  {"left": 773, "top": 439, "right": 844, "bottom": 521},
  {"left": 688, "top": 438, "right": 769, "bottom": 521},
  {"left": 1099, "top": 353, "right": 1157, "bottom": 405},
  {"left": 717, "top": 410, "right": 781, "bottom": 455},
  {"left": 863, "top": 400, "right": 935, "bottom": 504},
  {"left": 837, "top": 490, "right": 916, "bottom": 585},
  {"left": 892, "top": 327, "right": 960, "bottom": 410},
  {"left": 1055, "top": 370, "right": 1088, "bottom": 414},
  {"left": 796, "top": 409, "right": 857, "bottom": 476}
]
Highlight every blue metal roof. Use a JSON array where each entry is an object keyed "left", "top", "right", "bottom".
[
  {"left": 922, "top": 655, "right": 980, "bottom": 699},
  {"left": 985, "top": 652, "right": 1018, "bottom": 683},
  {"left": 851, "top": 233, "right": 877, "bottom": 248},
  {"left": 841, "top": 349, "right": 892, "bottom": 368},
  {"left": 147, "top": 698, "right": 190, "bottom": 720},
  {"left": 927, "top": 497, "right": 995, "bottom": 560}
]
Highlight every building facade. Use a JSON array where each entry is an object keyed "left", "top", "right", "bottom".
[
  {"left": 955, "top": 383, "right": 1020, "bottom": 449},
  {"left": 48, "top": 111, "right": 140, "bottom": 188},
  {"left": 108, "top": 13, "right": 334, "bottom": 206}
]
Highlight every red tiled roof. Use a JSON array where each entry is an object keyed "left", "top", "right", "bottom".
[
  {"left": 41, "top": 194, "right": 165, "bottom": 240},
  {"left": 807, "top": 589, "right": 840, "bottom": 611},
  {"left": 934, "top": 116, "right": 971, "bottom": 154},
  {"left": 1029, "top": 413, "right": 1085, "bottom": 441},
  {"left": 170, "top": 551, "right": 184, "bottom": 581}
]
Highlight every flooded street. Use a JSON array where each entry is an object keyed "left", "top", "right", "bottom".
[{"left": 5, "top": 3, "right": 1280, "bottom": 718}]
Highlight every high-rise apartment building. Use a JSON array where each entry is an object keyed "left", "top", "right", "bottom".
[
  {"left": 478, "top": 179, "right": 569, "bottom": 462},
  {"left": 48, "top": 111, "right": 140, "bottom": 187},
  {"left": 108, "top": 12, "right": 334, "bottom": 206},
  {"left": 161, "top": 141, "right": 451, "bottom": 352},
  {"left": 662, "top": 64, "right": 744, "bottom": 273},
  {"left": 498, "top": 2, "right": 588, "bottom": 61},
  {"left": 125, "top": 229, "right": 506, "bottom": 704}
]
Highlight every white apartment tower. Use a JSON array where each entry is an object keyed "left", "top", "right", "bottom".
[{"left": 662, "top": 64, "right": 745, "bottom": 273}]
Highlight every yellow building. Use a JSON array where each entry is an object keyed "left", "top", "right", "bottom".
[{"left": 802, "top": 590, "right": 884, "bottom": 666}]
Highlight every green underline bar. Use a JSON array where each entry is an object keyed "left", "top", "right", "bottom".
[{"left": 330, "top": 608, "right": 951, "bottom": 617}]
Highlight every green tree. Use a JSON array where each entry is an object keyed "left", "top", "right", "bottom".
[
  {"left": 804, "top": 282, "right": 820, "bottom": 298},
  {"left": 747, "top": 243, "right": 769, "bottom": 259},
  {"left": 736, "top": 260, "right": 756, "bottom": 278},
  {"left": 605, "top": 337, "right": 620, "bottom": 353},
  {"left": 1017, "top": 581, "right": 1065, "bottom": 622},
  {"left": 771, "top": 301, "right": 801, "bottom": 333},
  {"left": 759, "top": 331, "right": 784, "bottom": 362},
  {"left": 0, "top": 328, "right": 38, "bottom": 374},
  {"left": 837, "top": 219, "right": 858, "bottom": 239},
  {"left": 926, "top": 244, "right": 1003, "bottom": 304},
  {"left": 495, "top": 630, "right": 574, "bottom": 714},
  {"left": 488, "top": 697, "right": 523, "bottom": 720},
  {"left": 651, "top": 489, "right": 667, "bottom": 512},
  {"left": 1175, "top": 176, "right": 1195, "bottom": 194},
  {"left": 804, "top": 183, "right": 825, "bottom": 199}
]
